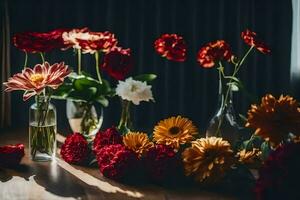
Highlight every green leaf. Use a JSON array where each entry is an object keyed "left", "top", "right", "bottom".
[
  {"left": 224, "top": 76, "right": 240, "bottom": 83},
  {"left": 261, "top": 141, "right": 272, "bottom": 160},
  {"left": 95, "top": 96, "right": 109, "bottom": 107},
  {"left": 134, "top": 74, "right": 157, "bottom": 82},
  {"left": 51, "top": 83, "right": 73, "bottom": 99}
]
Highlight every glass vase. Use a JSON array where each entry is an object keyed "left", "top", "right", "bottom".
[
  {"left": 29, "top": 95, "right": 56, "bottom": 161},
  {"left": 66, "top": 99, "right": 103, "bottom": 136},
  {"left": 117, "top": 99, "right": 132, "bottom": 135},
  {"left": 206, "top": 72, "right": 241, "bottom": 145}
]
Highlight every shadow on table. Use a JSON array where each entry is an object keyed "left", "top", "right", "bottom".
[{"left": 0, "top": 164, "right": 33, "bottom": 183}]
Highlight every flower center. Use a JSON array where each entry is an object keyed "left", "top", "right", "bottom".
[
  {"left": 130, "top": 84, "right": 138, "bottom": 92},
  {"left": 169, "top": 126, "right": 181, "bottom": 135},
  {"left": 30, "top": 74, "right": 44, "bottom": 85}
]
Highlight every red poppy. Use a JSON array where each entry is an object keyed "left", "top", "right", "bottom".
[
  {"left": 154, "top": 34, "right": 187, "bottom": 62},
  {"left": 13, "top": 28, "right": 69, "bottom": 53},
  {"left": 0, "top": 144, "right": 25, "bottom": 167},
  {"left": 241, "top": 29, "right": 271, "bottom": 54},
  {"left": 197, "top": 40, "right": 232, "bottom": 68},
  {"left": 102, "top": 47, "right": 133, "bottom": 80}
]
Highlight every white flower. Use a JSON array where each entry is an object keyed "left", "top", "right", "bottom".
[{"left": 116, "top": 77, "right": 154, "bottom": 105}]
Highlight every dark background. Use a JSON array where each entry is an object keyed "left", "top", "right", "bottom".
[{"left": 5, "top": 0, "right": 293, "bottom": 133}]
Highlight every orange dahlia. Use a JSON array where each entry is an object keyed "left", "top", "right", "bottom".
[
  {"left": 182, "top": 137, "right": 234, "bottom": 183},
  {"left": 153, "top": 116, "right": 198, "bottom": 150},
  {"left": 123, "top": 132, "right": 154, "bottom": 158},
  {"left": 237, "top": 148, "right": 262, "bottom": 166},
  {"left": 246, "top": 94, "right": 300, "bottom": 146}
]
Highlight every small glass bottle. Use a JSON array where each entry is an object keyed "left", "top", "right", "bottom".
[
  {"left": 29, "top": 95, "right": 56, "bottom": 161},
  {"left": 206, "top": 72, "right": 240, "bottom": 145},
  {"left": 117, "top": 99, "right": 132, "bottom": 135}
]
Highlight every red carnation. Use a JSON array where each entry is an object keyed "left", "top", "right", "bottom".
[
  {"left": 77, "top": 31, "right": 118, "bottom": 54},
  {"left": 102, "top": 47, "right": 133, "bottom": 80},
  {"left": 13, "top": 28, "right": 69, "bottom": 53},
  {"left": 60, "top": 133, "right": 89, "bottom": 164},
  {"left": 241, "top": 29, "right": 271, "bottom": 54},
  {"left": 197, "top": 40, "right": 232, "bottom": 68},
  {"left": 95, "top": 144, "right": 138, "bottom": 180},
  {"left": 144, "top": 144, "right": 182, "bottom": 183},
  {"left": 255, "top": 142, "right": 300, "bottom": 200},
  {"left": 0, "top": 144, "right": 25, "bottom": 167},
  {"left": 93, "top": 127, "right": 123, "bottom": 152},
  {"left": 154, "top": 34, "right": 187, "bottom": 62}
]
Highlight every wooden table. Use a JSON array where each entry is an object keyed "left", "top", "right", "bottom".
[{"left": 0, "top": 129, "right": 251, "bottom": 200}]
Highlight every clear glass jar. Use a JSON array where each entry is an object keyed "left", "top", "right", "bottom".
[
  {"left": 206, "top": 72, "right": 241, "bottom": 145},
  {"left": 66, "top": 99, "right": 103, "bottom": 136},
  {"left": 117, "top": 99, "right": 132, "bottom": 135},
  {"left": 29, "top": 95, "right": 56, "bottom": 161}
]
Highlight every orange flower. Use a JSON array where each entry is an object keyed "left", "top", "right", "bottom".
[
  {"left": 153, "top": 116, "right": 198, "bottom": 150},
  {"left": 123, "top": 132, "right": 154, "bottom": 157},
  {"left": 246, "top": 94, "right": 300, "bottom": 146}
]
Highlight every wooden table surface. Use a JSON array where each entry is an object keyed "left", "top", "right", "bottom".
[{"left": 0, "top": 129, "right": 251, "bottom": 200}]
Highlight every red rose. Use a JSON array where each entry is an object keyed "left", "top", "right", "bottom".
[
  {"left": 154, "top": 34, "right": 187, "bottom": 62},
  {"left": 144, "top": 144, "right": 182, "bottom": 183},
  {"left": 13, "top": 28, "right": 69, "bottom": 53},
  {"left": 95, "top": 144, "right": 138, "bottom": 180},
  {"left": 0, "top": 144, "right": 25, "bottom": 167},
  {"left": 60, "top": 133, "right": 89, "bottom": 164},
  {"left": 102, "top": 47, "right": 133, "bottom": 80},
  {"left": 77, "top": 31, "right": 118, "bottom": 54},
  {"left": 241, "top": 29, "right": 271, "bottom": 54},
  {"left": 197, "top": 40, "right": 232, "bottom": 68},
  {"left": 93, "top": 127, "right": 123, "bottom": 152}
]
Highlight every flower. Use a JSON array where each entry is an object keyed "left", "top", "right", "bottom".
[
  {"left": 154, "top": 34, "right": 187, "bottom": 62},
  {"left": 3, "top": 62, "right": 71, "bottom": 101},
  {"left": 93, "top": 127, "right": 123, "bottom": 152},
  {"left": 144, "top": 144, "right": 181, "bottom": 183},
  {"left": 237, "top": 148, "right": 262, "bottom": 165},
  {"left": 62, "top": 27, "right": 90, "bottom": 50},
  {"left": 241, "top": 29, "right": 271, "bottom": 54},
  {"left": 77, "top": 31, "right": 118, "bottom": 54},
  {"left": 60, "top": 133, "right": 89, "bottom": 164},
  {"left": 115, "top": 77, "right": 154, "bottom": 105},
  {"left": 123, "top": 132, "right": 154, "bottom": 158},
  {"left": 197, "top": 40, "right": 232, "bottom": 68},
  {"left": 153, "top": 116, "right": 198, "bottom": 150},
  {"left": 182, "top": 137, "right": 234, "bottom": 183},
  {"left": 255, "top": 142, "right": 300, "bottom": 200},
  {"left": 102, "top": 47, "right": 133, "bottom": 80},
  {"left": 0, "top": 144, "right": 25, "bottom": 167},
  {"left": 62, "top": 28, "right": 118, "bottom": 54},
  {"left": 13, "top": 29, "right": 69, "bottom": 53},
  {"left": 246, "top": 94, "right": 300, "bottom": 146},
  {"left": 95, "top": 144, "right": 138, "bottom": 180}
]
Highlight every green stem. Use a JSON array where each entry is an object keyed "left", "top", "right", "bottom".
[
  {"left": 77, "top": 49, "right": 82, "bottom": 74},
  {"left": 39, "top": 52, "right": 45, "bottom": 64},
  {"left": 95, "top": 51, "right": 103, "bottom": 84},
  {"left": 24, "top": 52, "right": 28, "bottom": 69},
  {"left": 214, "top": 46, "right": 254, "bottom": 137}
]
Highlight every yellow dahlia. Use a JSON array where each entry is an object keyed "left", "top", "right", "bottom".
[
  {"left": 153, "top": 116, "right": 198, "bottom": 150},
  {"left": 246, "top": 94, "right": 300, "bottom": 146},
  {"left": 123, "top": 132, "right": 154, "bottom": 157},
  {"left": 237, "top": 148, "right": 262, "bottom": 166},
  {"left": 182, "top": 137, "right": 234, "bottom": 183}
]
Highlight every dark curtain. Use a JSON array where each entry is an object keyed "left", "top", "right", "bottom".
[
  {"left": 6, "top": 0, "right": 292, "bottom": 133},
  {"left": 0, "top": 0, "right": 11, "bottom": 128}
]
